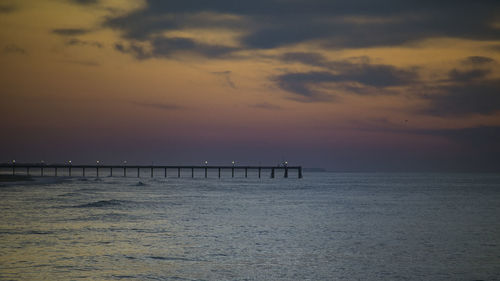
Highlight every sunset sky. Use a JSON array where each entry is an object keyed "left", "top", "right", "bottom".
[{"left": 1, "top": 0, "right": 500, "bottom": 171}]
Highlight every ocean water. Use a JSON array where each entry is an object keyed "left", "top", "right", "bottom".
[{"left": 0, "top": 172, "right": 499, "bottom": 280}]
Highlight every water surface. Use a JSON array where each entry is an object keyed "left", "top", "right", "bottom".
[{"left": 1, "top": 173, "right": 499, "bottom": 280}]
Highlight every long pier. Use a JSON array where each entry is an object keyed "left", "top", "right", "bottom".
[{"left": 0, "top": 164, "right": 303, "bottom": 179}]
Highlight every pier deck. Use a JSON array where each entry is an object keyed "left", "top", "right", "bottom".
[{"left": 0, "top": 164, "right": 303, "bottom": 179}]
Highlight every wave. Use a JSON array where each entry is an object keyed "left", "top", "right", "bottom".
[
  {"left": 69, "top": 213, "right": 139, "bottom": 222},
  {"left": 73, "top": 199, "right": 126, "bottom": 208},
  {"left": 148, "top": 256, "right": 198, "bottom": 262},
  {"left": 58, "top": 192, "right": 80, "bottom": 197},
  {"left": 0, "top": 230, "right": 54, "bottom": 235}
]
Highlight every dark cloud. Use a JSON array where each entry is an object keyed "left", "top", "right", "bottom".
[
  {"left": 115, "top": 38, "right": 237, "bottom": 59},
  {"left": 132, "top": 101, "right": 183, "bottom": 110},
  {"left": 101, "top": 1, "right": 500, "bottom": 114},
  {"left": 357, "top": 123, "right": 500, "bottom": 154},
  {"left": 461, "top": 56, "right": 495, "bottom": 65},
  {"left": 419, "top": 57, "right": 500, "bottom": 117},
  {"left": 275, "top": 54, "right": 418, "bottom": 101},
  {"left": 448, "top": 68, "right": 491, "bottom": 82},
  {"left": 152, "top": 37, "right": 236, "bottom": 58},
  {"left": 103, "top": 0, "right": 500, "bottom": 54},
  {"left": 489, "top": 45, "right": 500, "bottom": 52},
  {"left": 115, "top": 43, "right": 149, "bottom": 59},
  {"left": 282, "top": 53, "right": 418, "bottom": 86},
  {"left": 242, "top": 21, "right": 329, "bottom": 49},
  {"left": 281, "top": 52, "right": 326, "bottom": 67},
  {"left": 275, "top": 71, "right": 337, "bottom": 102},
  {"left": 421, "top": 79, "right": 500, "bottom": 116},
  {"left": 250, "top": 102, "right": 282, "bottom": 110},
  {"left": 3, "top": 44, "right": 26, "bottom": 55},
  {"left": 0, "top": 4, "right": 16, "bottom": 13},
  {"left": 71, "top": 0, "right": 98, "bottom": 4},
  {"left": 52, "top": 28, "right": 90, "bottom": 36},
  {"left": 338, "top": 64, "right": 418, "bottom": 87},
  {"left": 389, "top": 126, "right": 500, "bottom": 171},
  {"left": 115, "top": 43, "right": 125, "bottom": 52},
  {"left": 104, "top": 3, "right": 248, "bottom": 41},
  {"left": 66, "top": 38, "right": 103, "bottom": 48},
  {"left": 431, "top": 126, "right": 500, "bottom": 151}
]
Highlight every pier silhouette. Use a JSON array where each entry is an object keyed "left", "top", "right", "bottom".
[{"left": 1, "top": 164, "right": 303, "bottom": 179}]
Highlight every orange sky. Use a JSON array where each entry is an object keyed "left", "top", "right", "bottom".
[{"left": 1, "top": 0, "right": 500, "bottom": 171}]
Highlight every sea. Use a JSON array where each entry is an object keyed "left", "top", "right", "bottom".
[{"left": 0, "top": 172, "right": 499, "bottom": 280}]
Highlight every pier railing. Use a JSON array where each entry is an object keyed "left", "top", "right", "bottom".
[{"left": 0, "top": 164, "right": 303, "bottom": 179}]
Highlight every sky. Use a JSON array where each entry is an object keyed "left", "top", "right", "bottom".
[{"left": 1, "top": 0, "right": 500, "bottom": 171}]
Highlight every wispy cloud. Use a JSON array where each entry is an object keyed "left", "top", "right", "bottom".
[
  {"left": 212, "top": 71, "right": 236, "bottom": 89},
  {"left": 461, "top": 56, "right": 495, "bottom": 65},
  {"left": 249, "top": 102, "right": 282, "bottom": 110},
  {"left": 66, "top": 38, "right": 103, "bottom": 48},
  {"left": 3, "top": 44, "right": 27, "bottom": 55},
  {"left": 52, "top": 28, "right": 90, "bottom": 36},
  {"left": 132, "top": 101, "right": 184, "bottom": 111},
  {"left": 58, "top": 59, "right": 100, "bottom": 66}
]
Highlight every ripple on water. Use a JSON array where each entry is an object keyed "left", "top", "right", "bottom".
[
  {"left": 73, "top": 200, "right": 128, "bottom": 208},
  {"left": 148, "top": 256, "right": 201, "bottom": 262}
]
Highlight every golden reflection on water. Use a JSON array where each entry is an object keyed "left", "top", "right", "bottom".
[{"left": 0, "top": 193, "right": 188, "bottom": 280}]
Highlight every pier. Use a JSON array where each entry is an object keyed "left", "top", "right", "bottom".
[{"left": 0, "top": 164, "right": 303, "bottom": 179}]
